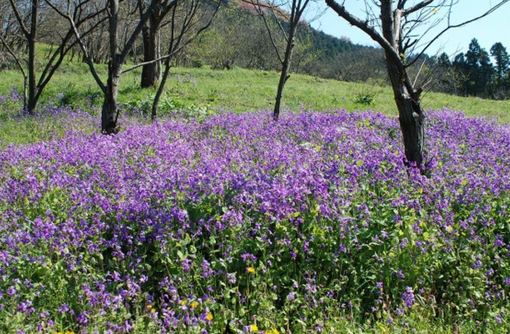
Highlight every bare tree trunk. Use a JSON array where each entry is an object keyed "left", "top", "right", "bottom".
[
  {"left": 385, "top": 59, "right": 424, "bottom": 168},
  {"left": 151, "top": 55, "right": 171, "bottom": 121},
  {"left": 26, "top": 0, "right": 39, "bottom": 115},
  {"left": 149, "top": 0, "right": 220, "bottom": 120},
  {"left": 273, "top": 29, "right": 295, "bottom": 121},
  {"left": 141, "top": 15, "right": 161, "bottom": 88},
  {"left": 379, "top": 0, "right": 424, "bottom": 169},
  {"left": 397, "top": 96, "right": 425, "bottom": 168},
  {"left": 52, "top": 0, "right": 162, "bottom": 133},
  {"left": 102, "top": 57, "right": 122, "bottom": 134},
  {"left": 102, "top": 0, "right": 121, "bottom": 134},
  {"left": 324, "top": 0, "right": 510, "bottom": 173},
  {"left": 249, "top": 0, "right": 310, "bottom": 121}
]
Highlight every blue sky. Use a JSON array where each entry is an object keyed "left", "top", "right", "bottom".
[{"left": 309, "top": 0, "right": 510, "bottom": 58}]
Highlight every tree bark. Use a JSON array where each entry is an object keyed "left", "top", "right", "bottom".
[
  {"left": 273, "top": 0, "right": 306, "bottom": 121},
  {"left": 151, "top": 54, "right": 172, "bottom": 121},
  {"left": 273, "top": 32, "right": 295, "bottom": 121},
  {"left": 102, "top": 57, "right": 122, "bottom": 134},
  {"left": 379, "top": 0, "right": 425, "bottom": 169},
  {"left": 385, "top": 58, "right": 425, "bottom": 169},
  {"left": 141, "top": 15, "right": 162, "bottom": 88},
  {"left": 102, "top": 0, "right": 121, "bottom": 134},
  {"left": 26, "top": 0, "right": 39, "bottom": 115}
]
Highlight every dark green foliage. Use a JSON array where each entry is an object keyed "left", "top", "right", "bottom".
[
  {"left": 490, "top": 42, "right": 510, "bottom": 98},
  {"left": 435, "top": 39, "right": 510, "bottom": 99}
]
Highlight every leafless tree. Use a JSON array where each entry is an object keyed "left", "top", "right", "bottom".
[
  {"left": 0, "top": 0, "right": 107, "bottom": 114},
  {"left": 49, "top": 0, "right": 167, "bottom": 134},
  {"left": 324, "top": 0, "right": 510, "bottom": 172},
  {"left": 138, "top": 0, "right": 177, "bottom": 88},
  {"left": 0, "top": 3, "right": 25, "bottom": 80},
  {"left": 146, "top": 0, "right": 220, "bottom": 119},
  {"left": 247, "top": 0, "right": 319, "bottom": 120}
]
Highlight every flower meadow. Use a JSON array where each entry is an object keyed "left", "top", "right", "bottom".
[{"left": 1, "top": 107, "right": 510, "bottom": 333}]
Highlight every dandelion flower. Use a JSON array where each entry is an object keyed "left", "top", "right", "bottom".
[
  {"left": 206, "top": 312, "right": 213, "bottom": 321},
  {"left": 250, "top": 324, "right": 258, "bottom": 331},
  {"left": 191, "top": 301, "right": 199, "bottom": 309},
  {"left": 247, "top": 267, "right": 255, "bottom": 274}
]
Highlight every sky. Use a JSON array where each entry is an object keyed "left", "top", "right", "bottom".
[{"left": 309, "top": 0, "right": 510, "bottom": 59}]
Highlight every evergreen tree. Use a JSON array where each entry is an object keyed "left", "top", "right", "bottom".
[
  {"left": 452, "top": 52, "right": 469, "bottom": 96},
  {"left": 490, "top": 42, "right": 510, "bottom": 91},
  {"left": 464, "top": 39, "right": 494, "bottom": 97},
  {"left": 437, "top": 52, "right": 451, "bottom": 68}
]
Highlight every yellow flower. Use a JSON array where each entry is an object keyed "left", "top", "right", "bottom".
[
  {"left": 180, "top": 299, "right": 187, "bottom": 306},
  {"left": 206, "top": 312, "right": 213, "bottom": 321},
  {"left": 247, "top": 267, "right": 255, "bottom": 274},
  {"left": 250, "top": 324, "right": 258, "bottom": 331},
  {"left": 55, "top": 332, "right": 63, "bottom": 334},
  {"left": 65, "top": 332, "right": 75, "bottom": 334},
  {"left": 270, "top": 329, "right": 280, "bottom": 334},
  {"left": 191, "top": 301, "right": 199, "bottom": 309}
]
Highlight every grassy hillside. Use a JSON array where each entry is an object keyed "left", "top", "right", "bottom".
[
  {"left": 1, "top": 64, "right": 509, "bottom": 120},
  {"left": 1, "top": 61, "right": 510, "bottom": 149}
]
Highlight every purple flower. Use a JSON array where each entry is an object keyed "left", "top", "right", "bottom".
[
  {"left": 182, "top": 258, "right": 192, "bottom": 272},
  {"left": 1, "top": 108, "right": 510, "bottom": 330},
  {"left": 58, "top": 303, "right": 70, "bottom": 313},
  {"left": 7, "top": 286, "right": 16, "bottom": 296},
  {"left": 402, "top": 286, "right": 415, "bottom": 308},
  {"left": 226, "top": 273, "right": 237, "bottom": 284},
  {"left": 241, "top": 253, "right": 257, "bottom": 262},
  {"left": 201, "top": 260, "right": 214, "bottom": 278}
]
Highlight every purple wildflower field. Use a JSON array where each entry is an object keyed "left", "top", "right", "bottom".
[{"left": 1, "top": 108, "right": 510, "bottom": 332}]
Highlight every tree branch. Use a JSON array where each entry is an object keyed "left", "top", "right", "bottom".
[
  {"left": 402, "top": 0, "right": 433, "bottom": 16},
  {"left": 36, "top": 15, "right": 109, "bottom": 101},
  {"left": 47, "top": 0, "right": 108, "bottom": 93},
  {"left": 123, "top": 0, "right": 220, "bottom": 74},
  {"left": 119, "top": 0, "right": 175, "bottom": 65},
  {"left": 324, "top": 0, "right": 403, "bottom": 67},
  {"left": 0, "top": 34, "right": 27, "bottom": 77},
  {"left": 8, "top": 0, "right": 30, "bottom": 37},
  {"left": 247, "top": 0, "right": 285, "bottom": 63},
  {"left": 407, "top": 0, "right": 510, "bottom": 67}
]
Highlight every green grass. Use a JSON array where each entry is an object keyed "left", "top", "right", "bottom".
[
  {"left": 1, "top": 50, "right": 510, "bottom": 150},
  {"left": 121, "top": 66, "right": 510, "bottom": 121},
  {"left": 2, "top": 62, "right": 509, "bottom": 149},
  {"left": 1, "top": 60, "right": 510, "bottom": 119}
]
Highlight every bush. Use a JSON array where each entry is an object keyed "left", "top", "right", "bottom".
[{"left": 355, "top": 89, "right": 376, "bottom": 106}]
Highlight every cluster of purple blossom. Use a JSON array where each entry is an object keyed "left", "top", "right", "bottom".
[{"left": 1, "top": 108, "right": 510, "bottom": 332}]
